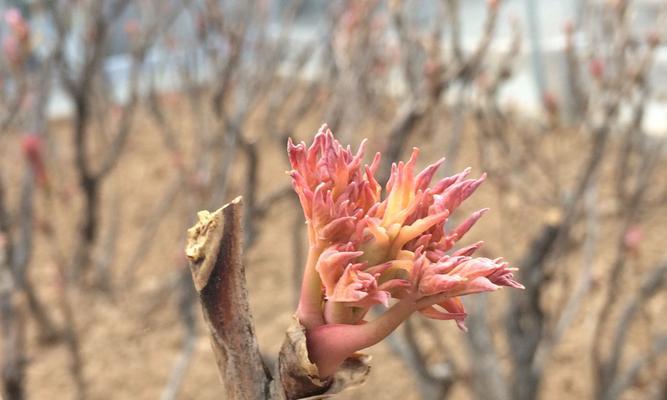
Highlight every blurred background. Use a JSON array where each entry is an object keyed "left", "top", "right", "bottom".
[{"left": 0, "top": 0, "right": 666, "bottom": 399}]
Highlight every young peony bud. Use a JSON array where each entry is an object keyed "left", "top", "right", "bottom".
[
  {"left": 124, "top": 19, "right": 141, "bottom": 40},
  {"left": 2, "top": 37, "right": 22, "bottom": 66},
  {"left": 646, "top": 31, "right": 661, "bottom": 48},
  {"left": 288, "top": 125, "right": 523, "bottom": 378},
  {"left": 21, "top": 134, "right": 48, "bottom": 188},
  {"left": 5, "top": 8, "right": 29, "bottom": 42},
  {"left": 623, "top": 225, "right": 643, "bottom": 257},
  {"left": 543, "top": 92, "right": 559, "bottom": 115},
  {"left": 3, "top": 8, "right": 30, "bottom": 70},
  {"left": 589, "top": 58, "right": 604, "bottom": 79},
  {"left": 487, "top": 0, "right": 501, "bottom": 10}
]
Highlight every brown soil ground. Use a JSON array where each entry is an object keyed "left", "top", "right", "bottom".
[{"left": 1, "top": 98, "right": 666, "bottom": 400}]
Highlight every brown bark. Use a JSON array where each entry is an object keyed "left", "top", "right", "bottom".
[
  {"left": 185, "top": 197, "right": 370, "bottom": 399},
  {"left": 186, "top": 197, "right": 271, "bottom": 399}
]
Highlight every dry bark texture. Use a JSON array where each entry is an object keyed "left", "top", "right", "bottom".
[{"left": 185, "top": 197, "right": 370, "bottom": 400}]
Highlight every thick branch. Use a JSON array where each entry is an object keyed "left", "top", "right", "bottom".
[
  {"left": 186, "top": 198, "right": 370, "bottom": 399},
  {"left": 185, "top": 197, "right": 271, "bottom": 400}
]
